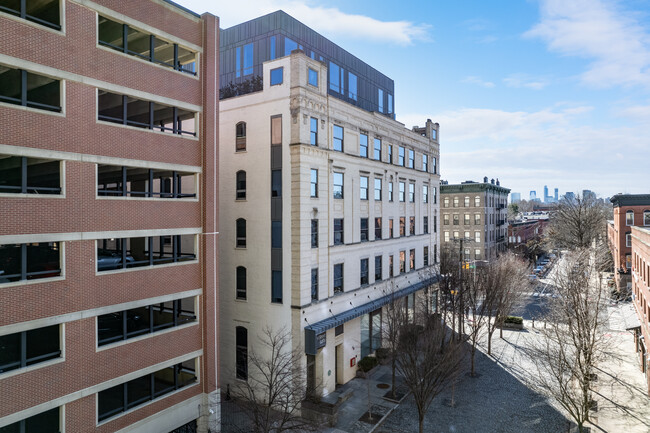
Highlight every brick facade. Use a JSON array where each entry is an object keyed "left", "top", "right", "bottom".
[{"left": 0, "top": 1, "right": 220, "bottom": 431}]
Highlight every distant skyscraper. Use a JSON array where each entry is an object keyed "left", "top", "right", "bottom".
[
  {"left": 554, "top": 188, "right": 559, "bottom": 201},
  {"left": 544, "top": 185, "right": 549, "bottom": 203},
  {"left": 564, "top": 192, "right": 575, "bottom": 202},
  {"left": 583, "top": 189, "right": 596, "bottom": 200},
  {"left": 530, "top": 190, "right": 537, "bottom": 201},
  {"left": 511, "top": 192, "right": 521, "bottom": 203}
]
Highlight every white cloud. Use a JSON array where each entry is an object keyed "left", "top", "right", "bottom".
[
  {"left": 617, "top": 104, "right": 650, "bottom": 121},
  {"left": 503, "top": 73, "right": 550, "bottom": 90},
  {"left": 177, "top": 0, "right": 431, "bottom": 45},
  {"left": 461, "top": 76, "right": 495, "bottom": 88},
  {"left": 525, "top": 0, "right": 650, "bottom": 89},
  {"left": 397, "top": 106, "right": 645, "bottom": 197}
]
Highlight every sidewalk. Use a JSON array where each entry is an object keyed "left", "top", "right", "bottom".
[{"left": 322, "top": 364, "right": 407, "bottom": 433}]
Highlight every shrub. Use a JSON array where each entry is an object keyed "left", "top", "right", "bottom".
[
  {"left": 503, "top": 316, "right": 523, "bottom": 325},
  {"left": 357, "top": 356, "right": 379, "bottom": 373}
]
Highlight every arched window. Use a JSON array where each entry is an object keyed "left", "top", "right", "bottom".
[
  {"left": 644, "top": 210, "right": 650, "bottom": 226},
  {"left": 475, "top": 196, "right": 480, "bottom": 207},
  {"left": 236, "top": 326, "right": 248, "bottom": 380},
  {"left": 236, "top": 171, "right": 246, "bottom": 200},
  {"left": 236, "top": 266, "right": 246, "bottom": 299},
  {"left": 626, "top": 210, "right": 634, "bottom": 226},
  {"left": 464, "top": 196, "right": 470, "bottom": 207},
  {"left": 235, "top": 122, "right": 246, "bottom": 151},
  {"left": 236, "top": 218, "right": 246, "bottom": 247}
]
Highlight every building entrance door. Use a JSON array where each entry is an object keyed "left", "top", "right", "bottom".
[{"left": 335, "top": 344, "right": 343, "bottom": 385}]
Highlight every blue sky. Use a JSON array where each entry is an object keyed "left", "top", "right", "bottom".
[{"left": 177, "top": 0, "right": 650, "bottom": 199}]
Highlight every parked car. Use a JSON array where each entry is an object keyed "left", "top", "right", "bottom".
[{"left": 97, "top": 251, "right": 135, "bottom": 271}]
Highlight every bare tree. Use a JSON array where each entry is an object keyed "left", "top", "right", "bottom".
[
  {"left": 436, "top": 245, "right": 465, "bottom": 341},
  {"left": 545, "top": 194, "right": 609, "bottom": 250},
  {"left": 232, "top": 327, "right": 316, "bottom": 433},
  {"left": 380, "top": 280, "right": 408, "bottom": 400},
  {"left": 464, "top": 264, "right": 491, "bottom": 377},
  {"left": 395, "top": 306, "right": 465, "bottom": 433},
  {"left": 527, "top": 247, "right": 611, "bottom": 433},
  {"left": 484, "top": 253, "right": 529, "bottom": 354}
]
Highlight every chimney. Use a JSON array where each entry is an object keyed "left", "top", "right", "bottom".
[
  {"left": 491, "top": 178, "right": 495, "bottom": 185},
  {"left": 496, "top": 178, "right": 500, "bottom": 186},
  {"left": 483, "top": 176, "right": 488, "bottom": 183}
]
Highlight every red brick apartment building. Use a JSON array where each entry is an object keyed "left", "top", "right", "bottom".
[
  {"left": 608, "top": 195, "right": 650, "bottom": 295},
  {"left": 631, "top": 225, "right": 650, "bottom": 394},
  {"left": 0, "top": 1, "right": 220, "bottom": 432}
]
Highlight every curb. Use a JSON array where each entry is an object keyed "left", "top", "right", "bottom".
[{"left": 368, "top": 390, "right": 411, "bottom": 433}]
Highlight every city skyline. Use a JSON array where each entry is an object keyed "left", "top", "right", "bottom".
[{"left": 178, "top": 0, "right": 648, "bottom": 197}]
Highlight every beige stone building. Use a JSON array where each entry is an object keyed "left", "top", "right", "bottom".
[
  {"left": 440, "top": 179, "right": 510, "bottom": 261},
  {"left": 218, "top": 48, "right": 440, "bottom": 396}
]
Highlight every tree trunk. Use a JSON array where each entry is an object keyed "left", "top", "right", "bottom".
[
  {"left": 487, "top": 330, "right": 492, "bottom": 355},
  {"left": 419, "top": 413, "right": 424, "bottom": 433},
  {"left": 499, "top": 325, "right": 504, "bottom": 339},
  {"left": 470, "top": 341, "right": 476, "bottom": 376},
  {"left": 391, "top": 356, "right": 396, "bottom": 399}
]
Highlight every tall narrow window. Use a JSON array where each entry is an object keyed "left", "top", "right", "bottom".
[
  {"left": 329, "top": 62, "right": 344, "bottom": 94},
  {"left": 270, "top": 36, "right": 276, "bottom": 59},
  {"left": 389, "top": 219, "right": 394, "bottom": 238},
  {"left": 410, "top": 216, "right": 415, "bottom": 235},
  {"left": 311, "top": 268, "right": 319, "bottom": 301},
  {"left": 424, "top": 246, "right": 429, "bottom": 267},
  {"left": 243, "top": 43, "right": 253, "bottom": 76},
  {"left": 311, "top": 219, "right": 318, "bottom": 248},
  {"left": 464, "top": 214, "right": 470, "bottom": 225},
  {"left": 422, "top": 154, "right": 428, "bottom": 171},
  {"left": 409, "top": 183, "right": 415, "bottom": 202},
  {"left": 389, "top": 255, "right": 394, "bottom": 277},
  {"left": 333, "top": 125, "right": 344, "bottom": 152},
  {"left": 433, "top": 187, "right": 437, "bottom": 204},
  {"left": 271, "top": 170, "right": 282, "bottom": 197},
  {"left": 626, "top": 211, "right": 634, "bottom": 226},
  {"left": 236, "top": 218, "right": 246, "bottom": 248},
  {"left": 333, "top": 263, "right": 344, "bottom": 293},
  {"left": 388, "top": 145, "right": 393, "bottom": 164},
  {"left": 464, "top": 196, "right": 470, "bottom": 207},
  {"left": 388, "top": 182, "right": 393, "bottom": 202},
  {"left": 373, "top": 138, "right": 382, "bottom": 160},
  {"left": 399, "top": 182, "right": 405, "bottom": 202},
  {"left": 432, "top": 157, "right": 437, "bottom": 174},
  {"left": 236, "top": 122, "right": 246, "bottom": 151},
  {"left": 360, "top": 133, "right": 368, "bottom": 157},
  {"left": 375, "top": 217, "right": 382, "bottom": 240},
  {"left": 348, "top": 72, "right": 357, "bottom": 100},
  {"left": 408, "top": 149, "right": 414, "bottom": 168},
  {"left": 378, "top": 88, "right": 384, "bottom": 113},
  {"left": 236, "top": 327, "right": 248, "bottom": 380},
  {"left": 310, "top": 117, "right": 318, "bottom": 146},
  {"left": 444, "top": 197, "right": 449, "bottom": 208},
  {"left": 375, "top": 256, "right": 382, "bottom": 281},
  {"left": 410, "top": 249, "right": 415, "bottom": 270},
  {"left": 360, "top": 258, "right": 369, "bottom": 286},
  {"left": 272, "top": 221, "right": 282, "bottom": 248},
  {"left": 374, "top": 178, "right": 382, "bottom": 201},
  {"left": 310, "top": 169, "right": 318, "bottom": 197},
  {"left": 284, "top": 37, "right": 298, "bottom": 56},
  {"left": 333, "top": 172, "right": 343, "bottom": 199},
  {"left": 475, "top": 231, "right": 481, "bottom": 243},
  {"left": 236, "top": 266, "right": 246, "bottom": 300},
  {"left": 334, "top": 219, "right": 344, "bottom": 245},
  {"left": 387, "top": 94, "right": 393, "bottom": 114},
  {"left": 400, "top": 217, "right": 406, "bottom": 237},
  {"left": 423, "top": 216, "right": 429, "bottom": 234},
  {"left": 360, "top": 176, "right": 368, "bottom": 200},
  {"left": 475, "top": 196, "right": 480, "bottom": 207},
  {"left": 272, "top": 270, "right": 282, "bottom": 303},
  {"left": 236, "top": 171, "right": 246, "bottom": 200},
  {"left": 360, "top": 218, "right": 369, "bottom": 242},
  {"left": 400, "top": 251, "right": 406, "bottom": 273},
  {"left": 645, "top": 210, "right": 650, "bottom": 226},
  {"left": 454, "top": 197, "right": 459, "bottom": 207},
  {"left": 423, "top": 185, "right": 429, "bottom": 203},
  {"left": 626, "top": 232, "right": 632, "bottom": 247},
  {"left": 398, "top": 146, "right": 405, "bottom": 166}
]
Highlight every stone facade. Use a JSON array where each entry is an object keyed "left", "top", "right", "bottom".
[{"left": 219, "top": 51, "right": 440, "bottom": 397}]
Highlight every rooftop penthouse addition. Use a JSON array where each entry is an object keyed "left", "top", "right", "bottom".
[{"left": 219, "top": 10, "right": 395, "bottom": 118}]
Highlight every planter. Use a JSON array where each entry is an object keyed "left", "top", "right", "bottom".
[{"left": 497, "top": 322, "right": 524, "bottom": 330}]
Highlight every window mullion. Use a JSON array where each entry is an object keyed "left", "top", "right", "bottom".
[
  {"left": 174, "top": 364, "right": 179, "bottom": 390},
  {"left": 148, "top": 101, "right": 154, "bottom": 130},
  {"left": 20, "top": 331, "right": 27, "bottom": 368},
  {"left": 122, "top": 166, "right": 127, "bottom": 197},
  {"left": 149, "top": 305, "right": 154, "bottom": 333},
  {"left": 20, "top": 0, "right": 26, "bottom": 18},
  {"left": 172, "top": 107, "right": 178, "bottom": 134},
  {"left": 121, "top": 238, "right": 127, "bottom": 269},
  {"left": 123, "top": 382, "right": 128, "bottom": 412},
  {"left": 173, "top": 300, "right": 178, "bottom": 326},
  {"left": 173, "top": 235, "right": 178, "bottom": 262},
  {"left": 173, "top": 44, "right": 179, "bottom": 71},
  {"left": 149, "top": 35, "right": 154, "bottom": 62},
  {"left": 122, "top": 308, "right": 128, "bottom": 340},
  {"left": 21, "top": 69, "right": 27, "bottom": 106},
  {"left": 150, "top": 373, "right": 155, "bottom": 401},
  {"left": 148, "top": 169, "right": 153, "bottom": 198},
  {"left": 122, "top": 24, "right": 128, "bottom": 54},
  {"left": 172, "top": 171, "right": 178, "bottom": 198},
  {"left": 148, "top": 237, "right": 153, "bottom": 266},
  {"left": 122, "top": 95, "right": 127, "bottom": 125},
  {"left": 21, "top": 243, "right": 27, "bottom": 280},
  {"left": 21, "top": 156, "right": 27, "bottom": 194}
]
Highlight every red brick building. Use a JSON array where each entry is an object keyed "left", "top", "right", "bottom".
[
  {"left": 0, "top": 1, "right": 220, "bottom": 431},
  {"left": 631, "top": 225, "right": 650, "bottom": 394},
  {"left": 608, "top": 195, "right": 650, "bottom": 295}
]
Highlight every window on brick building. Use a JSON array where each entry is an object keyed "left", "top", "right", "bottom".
[
  {"left": 0, "top": 408, "right": 60, "bottom": 432},
  {"left": 98, "top": 359, "right": 197, "bottom": 421},
  {"left": 1, "top": 0, "right": 61, "bottom": 29},
  {"left": 236, "top": 122, "right": 246, "bottom": 151},
  {"left": 644, "top": 210, "right": 650, "bottom": 226},
  {"left": 626, "top": 210, "right": 634, "bottom": 226},
  {"left": 97, "top": 297, "right": 196, "bottom": 346},
  {"left": 98, "top": 165, "right": 196, "bottom": 198},
  {"left": 626, "top": 232, "right": 632, "bottom": 248},
  {"left": 236, "top": 220, "right": 246, "bottom": 248},
  {"left": 0, "top": 325, "right": 60, "bottom": 373},
  {"left": 97, "top": 235, "right": 196, "bottom": 271},
  {"left": 236, "top": 170, "right": 246, "bottom": 200},
  {"left": 98, "top": 91, "right": 196, "bottom": 136},
  {"left": 0, "top": 242, "right": 61, "bottom": 283},
  {"left": 0, "top": 155, "right": 61, "bottom": 195},
  {"left": 0, "top": 67, "right": 61, "bottom": 112},
  {"left": 98, "top": 16, "right": 197, "bottom": 75}
]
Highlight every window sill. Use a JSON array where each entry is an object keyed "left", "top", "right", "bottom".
[
  {"left": 0, "top": 192, "right": 65, "bottom": 199},
  {"left": 0, "top": 356, "right": 65, "bottom": 380},
  {"left": 96, "top": 195, "right": 198, "bottom": 203},
  {"left": 0, "top": 275, "right": 65, "bottom": 289},
  {"left": 0, "top": 10, "right": 65, "bottom": 34},
  {"left": 96, "top": 321, "right": 199, "bottom": 352},
  {"left": 96, "top": 44, "right": 200, "bottom": 81},
  {"left": 96, "top": 119, "right": 199, "bottom": 141},
  {"left": 0, "top": 100, "right": 65, "bottom": 117}
]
